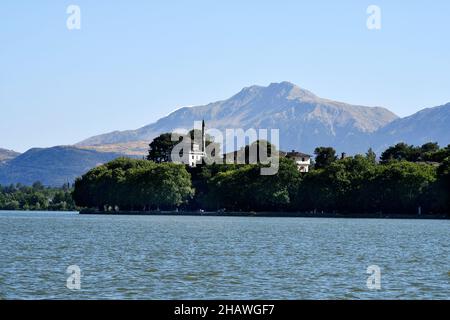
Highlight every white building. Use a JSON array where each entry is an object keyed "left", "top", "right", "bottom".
[
  {"left": 285, "top": 150, "right": 311, "bottom": 172},
  {"left": 188, "top": 120, "right": 206, "bottom": 167}
]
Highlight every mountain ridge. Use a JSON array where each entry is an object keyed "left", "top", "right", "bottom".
[
  {"left": 370, "top": 102, "right": 450, "bottom": 152},
  {"left": 0, "top": 148, "right": 20, "bottom": 163},
  {"left": 77, "top": 81, "right": 399, "bottom": 154},
  {"left": 0, "top": 146, "right": 126, "bottom": 186}
]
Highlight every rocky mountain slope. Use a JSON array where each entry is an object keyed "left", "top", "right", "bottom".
[
  {"left": 77, "top": 82, "right": 399, "bottom": 154},
  {"left": 370, "top": 102, "right": 450, "bottom": 153},
  {"left": 0, "top": 146, "right": 125, "bottom": 186},
  {"left": 0, "top": 148, "right": 20, "bottom": 163}
]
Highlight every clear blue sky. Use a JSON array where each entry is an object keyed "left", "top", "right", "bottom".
[{"left": 1, "top": 0, "right": 449, "bottom": 152}]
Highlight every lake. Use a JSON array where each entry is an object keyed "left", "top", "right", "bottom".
[{"left": 0, "top": 211, "right": 449, "bottom": 299}]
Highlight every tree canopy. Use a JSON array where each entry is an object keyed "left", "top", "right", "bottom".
[
  {"left": 313, "top": 147, "right": 337, "bottom": 169},
  {"left": 147, "top": 130, "right": 218, "bottom": 163},
  {"left": 72, "top": 158, "right": 194, "bottom": 211},
  {"left": 0, "top": 183, "right": 75, "bottom": 211},
  {"left": 68, "top": 142, "right": 450, "bottom": 216},
  {"left": 380, "top": 142, "right": 448, "bottom": 163},
  {"left": 202, "top": 158, "right": 300, "bottom": 211}
]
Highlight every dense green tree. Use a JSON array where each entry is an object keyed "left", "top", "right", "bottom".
[
  {"left": 147, "top": 130, "right": 218, "bottom": 164},
  {"left": 295, "top": 155, "right": 377, "bottom": 212},
  {"left": 380, "top": 142, "right": 445, "bottom": 163},
  {"left": 186, "top": 163, "right": 231, "bottom": 210},
  {"left": 369, "top": 161, "right": 436, "bottom": 213},
  {"left": 292, "top": 156, "right": 438, "bottom": 214},
  {"left": 203, "top": 158, "right": 301, "bottom": 211},
  {"left": 313, "top": 147, "right": 337, "bottom": 169},
  {"left": 127, "top": 163, "right": 194, "bottom": 210},
  {"left": 5, "top": 141, "right": 448, "bottom": 216},
  {"left": 0, "top": 183, "right": 76, "bottom": 211},
  {"left": 380, "top": 143, "right": 416, "bottom": 163},
  {"left": 32, "top": 181, "right": 45, "bottom": 191},
  {"left": 431, "top": 157, "right": 450, "bottom": 213},
  {"left": 420, "top": 142, "right": 440, "bottom": 154},
  {"left": 423, "top": 144, "right": 450, "bottom": 162},
  {"left": 72, "top": 141, "right": 448, "bottom": 215},
  {"left": 72, "top": 158, "right": 194, "bottom": 211},
  {"left": 147, "top": 133, "right": 180, "bottom": 163},
  {"left": 366, "top": 148, "right": 377, "bottom": 164}
]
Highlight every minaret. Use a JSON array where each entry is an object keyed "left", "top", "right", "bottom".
[{"left": 202, "top": 120, "right": 206, "bottom": 153}]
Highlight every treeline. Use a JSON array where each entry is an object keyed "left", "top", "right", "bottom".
[
  {"left": 0, "top": 182, "right": 76, "bottom": 211},
  {"left": 72, "top": 159, "right": 194, "bottom": 211},
  {"left": 191, "top": 157, "right": 448, "bottom": 215},
  {"left": 72, "top": 142, "right": 450, "bottom": 216},
  {"left": 380, "top": 142, "right": 450, "bottom": 163}
]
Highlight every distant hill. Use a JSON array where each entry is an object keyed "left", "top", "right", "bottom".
[
  {"left": 370, "top": 103, "right": 450, "bottom": 153},
  {"left": 78, "top": 141, "right": 149, "bottom": 157},
  {"left": 77, "top": 82, "right": 399, "bottom": 154},
  {"left": 0, "top": 148, "right": 20, "bottom": 163},
  {"left": 0, "top": 146, "right": 126, "bottom": 186}
]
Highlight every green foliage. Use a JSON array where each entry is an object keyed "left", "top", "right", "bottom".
[
  {"left": 147, "top": 131, "right": 218, "bottom": 163},
  {"left": 313, "top": 147, "right": 337, "bottom": 169},
  {"left": 147, "top": 133, "right": 179, "bottom": 163},
  {"left": 296, "top": 155, "right": 377, "bottom": 212},
  {"left": 380, "top": 142, "right": 415, "bottom": 162},
  {"left": 186, "top": 163, "right": 236, "bottom": 210},
  {"left": 203, "top": 158, "right": 301, "bottom": 211},
  {"left": 5, "top": 140, "right": 449, "bottom": 215},
  {"left": 366, "top": 148, "right": 377, "bottom": 164},
  {"left": 367, "top": 161, "right": 436, "bottom": 213},
  {"left": 73, "top": 158, "right": 194, "bottom": 211},
  {"left": 424, "top": 145, "right": 450, "bottom": 162},
  {"left": 6, "top": 140, "right": 436, "bottom": 216},
  {"left": 0, "top": 183, "right": 75, "bottom": 211},
  {"left": 380, "top": 142, "right": 447, "bottom": 163},
  {"left": 431, "top": 157, "right": 450, "bottom": 213},
  {"left": 72, "top": 142, "right": 449, "bottom": 215},
  {"left": 295, "top": 156, "right": 437, "bottom": 214}
]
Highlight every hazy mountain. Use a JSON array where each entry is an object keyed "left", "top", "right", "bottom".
[
  {"left": 0, "top": 148, "right": 20, "bottom": 163},
  {"left": 77, "top": 82, "right": 399, "bottom": 154},
  {"left": 370, "top": 103, "right": 450, "bottom": 153},
  {"left": 78, "top": 141, "right": 150, "bottom": 157},
  {"left": 0, "top": 146, "right": 125, "bottom": 186}
]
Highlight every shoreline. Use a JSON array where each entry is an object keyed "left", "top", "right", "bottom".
[{"left": 79, "top": 209, "right": 449, "bottom": 220}]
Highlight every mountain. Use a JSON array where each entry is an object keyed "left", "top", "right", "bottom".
[
  {"left": 370, "top": 103, "right": 450, "bottom": 153},
  {"left": 77, "top": 82, "right": 399, "bottom": 154},
  {"left": 0, "top": 148, "right": 20, "bottom": 163},
  {"left": 78, "top": 141, "right": 150, "bottom": 157},
  {"left": 0, "top": 146, "right": 125, "bottom": 186}
]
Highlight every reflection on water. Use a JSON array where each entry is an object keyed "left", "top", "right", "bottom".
[{"left": 0, "top": 211, "right": 449, "bottom": 299}]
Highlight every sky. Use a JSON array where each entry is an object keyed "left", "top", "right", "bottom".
[{"left": 1, "top": 0, "right": 449, "bottom": 152}]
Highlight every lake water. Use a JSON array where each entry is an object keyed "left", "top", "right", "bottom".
[{"left": 0, "top": 211, "right": 449, "bottom": 300}]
